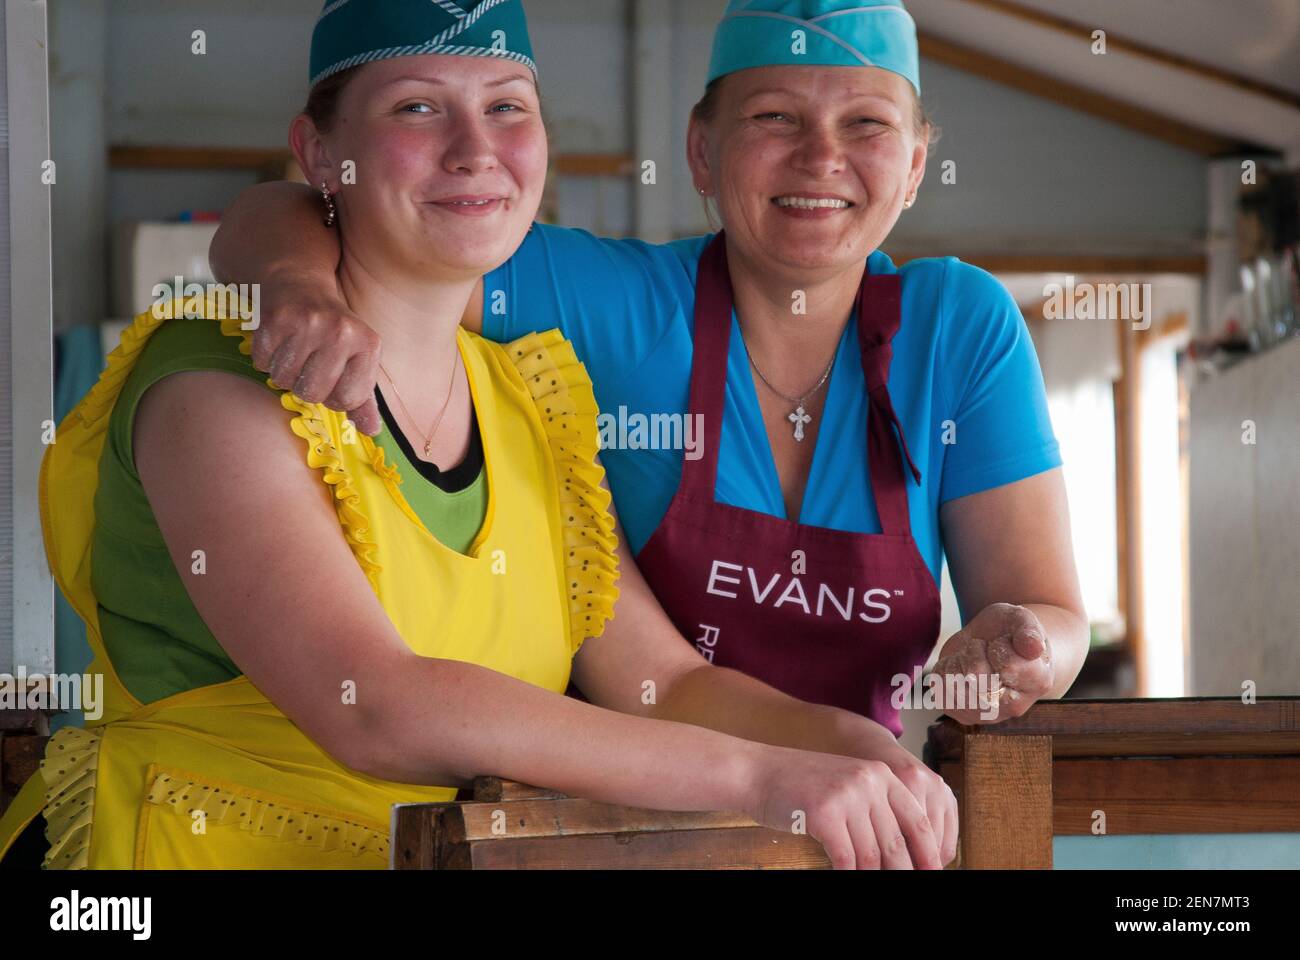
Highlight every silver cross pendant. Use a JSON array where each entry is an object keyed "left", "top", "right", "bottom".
[{"left": 788, "top": 405, "right": 812, "bottom": 442}]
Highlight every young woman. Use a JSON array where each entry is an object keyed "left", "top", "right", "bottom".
[{"left": 0, "top": 0, "right": 954, "bottom": 871}]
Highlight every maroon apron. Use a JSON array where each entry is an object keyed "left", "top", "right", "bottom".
[{"left": 634, "top": 233, "right": 941, "bottom": 737}]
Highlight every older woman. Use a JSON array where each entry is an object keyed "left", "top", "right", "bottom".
[
  {"left": 0, "top": 0, "right": 957, "bottom": 871},
  {"left": 213, "top": 0, "right": 1088, "bottom": 736}
]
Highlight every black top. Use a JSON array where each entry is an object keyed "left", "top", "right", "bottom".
[{"left": 373, "top": 386, "right": 484, "bottom": 494}]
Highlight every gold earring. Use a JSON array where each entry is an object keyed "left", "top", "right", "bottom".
[
  {"left": 904, "top": 194, "right": 916, "bottom": 209},
  {"left": 321, "top": 181, "right": 337, "bottom": 228}
]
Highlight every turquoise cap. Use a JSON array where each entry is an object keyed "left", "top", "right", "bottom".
[
  {"left": 708, "top": 0, "right": 920, "bottom": 94},
  {"left": 309, "top": 0, "right": 537, "bottom": 88}
]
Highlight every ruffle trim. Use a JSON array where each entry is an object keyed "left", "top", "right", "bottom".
[
  {"left": 77, "top": 305, "right": 615, "bottom": 633},
  {"left": 504, "top": 330, "right": 620, "bottom": 652},
  {"left": 39, "top": 726, "right": 103, "bottom": 870},
  {"left": 214, "top": 316, "right": 384, "bottom": 592},
  {"left": 78, "top": 309, "right": 171, "bottom": 427},
  {"left": 77, "top": 301, "right": 383, "bottom": 591},
  {"left": 143, "top": 770, "right": 388, "bottom": 861}
]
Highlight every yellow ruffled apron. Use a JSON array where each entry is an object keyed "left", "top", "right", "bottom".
[{"left": 0, "top": 298, "right": 618, "bottom": 868}]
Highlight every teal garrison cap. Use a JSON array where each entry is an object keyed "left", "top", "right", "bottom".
[
  {"left": 309, "top": 0, "right": 537, "bottom": 87},
  {"left": 708, "top": 0, "right": 920, "bottom": 94}
]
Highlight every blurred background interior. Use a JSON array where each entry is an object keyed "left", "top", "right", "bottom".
[{"left": 4, "top": 1, "right": 1298, "bottom": 752}]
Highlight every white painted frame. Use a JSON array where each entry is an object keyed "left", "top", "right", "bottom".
[{"left": 3, "top": 0, "right": 54, "bottom": 674}]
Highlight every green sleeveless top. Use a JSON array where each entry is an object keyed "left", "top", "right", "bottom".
[{"left": 92, "top": 318, "right": 487, "bottom": 705}]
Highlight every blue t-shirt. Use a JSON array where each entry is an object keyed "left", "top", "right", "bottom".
[{"left": 484, "top": 225, "right": 1061, "bottom": 587}]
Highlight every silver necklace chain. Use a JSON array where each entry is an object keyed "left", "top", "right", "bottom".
[
  {"left": 740, "top": 330, "right": 836, "bottom": 442},
  {"left": 746, "top": 348, "right": 834, "bottom": 404}
]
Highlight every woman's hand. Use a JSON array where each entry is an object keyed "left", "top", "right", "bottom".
[
  {"left": 746, "top": 744, "right": 949, "bottom": 869},
  {"left": 928, "top": 602, "right": 1054, "bottom": 724},
  {"left": 836, "top": 717, "right": 959, "bottom": 866},
  {"left": 207, "top": 181, "right": 385, "bottom": 430},
  {"left": 251, "top": 268, "right": 384, "bottom": 435},
  {"left": 889, "top": 759, "right": 960, "bottom": 866}
]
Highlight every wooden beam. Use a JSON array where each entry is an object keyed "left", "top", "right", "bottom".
[
  {"left": 917, "top": 32, "right": 1259, "bottom": 156},
  {"left": 552, "top": 152, "right": 635, "bottom": 177},
  {"left": 470, "top": 776, "right": 566, "bottom": 802},
  {"left": 1047, "top": 732, "right": 1300, "bottom": 758},
  {"left": 949, "top": 751, "right": 1300, "bottom": 839},
  {"left": 1054, "top": 757, "right": 1300, "bottom": 835},
  {"left": 927, "top": 699, "right": 1300, "bottom": 760},
  {"left": 929, "top": 697, "right": 1299, "bottom": 747},
  {"left": 393, "top": 797, "right": 830, "bottom": 869},
  {"left": 459, "top": 827, "right": 828, "bottom": 870},
  {"left": 109, "top": 144, "right": 290, "bottom": 172},
  {"left": 957, "top": 0, "right": 1300, "bottom": 113},
  {"left": 448, "top": 797, "right": 756, "bottom": 842}
]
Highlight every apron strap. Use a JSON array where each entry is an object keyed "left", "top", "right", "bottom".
[
  {"left": 683, "top": 234, "right": 921, "bottom": 539},
  {"left": 679, "top": 233, "right": 732, "bottom": 499},
  {"left": 857, "top": 274, "right": 922, "bottom": 537}
]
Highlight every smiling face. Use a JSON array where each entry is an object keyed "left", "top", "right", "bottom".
[
  {"left": 687, "top": 65, "right": 928, "bottom": 283},
  {"left": 291, "top": 54, "right": 548, "bottom": 284}
]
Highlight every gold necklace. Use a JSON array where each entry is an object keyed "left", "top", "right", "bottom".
[{"left": 378, "top": 350, "right": 460, "bottom": 458}]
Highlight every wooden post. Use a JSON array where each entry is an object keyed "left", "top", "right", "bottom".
[{"left": 960, "top": 734, "right": 1054, "bottom": 869}]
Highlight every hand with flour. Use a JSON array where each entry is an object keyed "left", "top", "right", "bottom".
[{"left": 927, "top": 602, "right": 1055, "bottom": 724}]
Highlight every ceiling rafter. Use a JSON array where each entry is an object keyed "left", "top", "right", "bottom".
[
  {"left": 916, "top": 31, "right": 1268, "bottom": 157},
  {"left": 956, "top": 0, "right": 1300, "bottom": 112}
]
